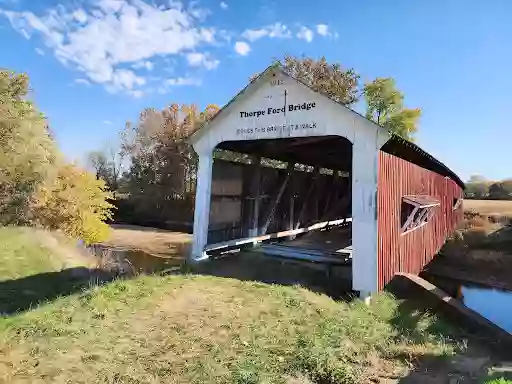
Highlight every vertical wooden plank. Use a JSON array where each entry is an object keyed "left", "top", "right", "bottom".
[
  {"left": 248, "top": 155, "right": 261, "bottom": 237},
  {"left": 377, "top": 151, "right": 463, "bottom": 290}
]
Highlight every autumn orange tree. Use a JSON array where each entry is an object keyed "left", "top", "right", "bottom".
[{"left": 116, "top": 103, "right": 219, "bottom": 225}]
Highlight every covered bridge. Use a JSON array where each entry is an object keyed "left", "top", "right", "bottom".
[{"left": 189, "top": 65, "right": 464, "bottom": 299}]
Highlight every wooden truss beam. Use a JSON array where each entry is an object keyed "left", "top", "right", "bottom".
[
  {"left": 294, "top": 166, "right": 321, "bottom": 229},
  {"left": 259, "top": 162, "right": 294, "bottom": 234}
]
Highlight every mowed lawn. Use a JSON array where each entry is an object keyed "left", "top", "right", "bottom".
[
  {"left": 0, "top": 227, "right": 496, "bottom": 383},
  {"left": 464, "top": 199, "right": 512, "bottom": 217}
]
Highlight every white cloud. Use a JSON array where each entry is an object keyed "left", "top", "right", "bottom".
[
  {"left": 97, "top": 0, "right": 124, "bottom": 13},
  {"left": 296, "top": 26, "right": 314, "bottom": 42},
  {"left": 35, "top": 47, "right": 44, "bottom": 56},
  {"left": 74, "top": 78, "right": 91, "bottom": 86},
  {"left": 165, "top": 77, "right": 202, "bottom": 86},
  {"left": 72, "top": 9, "right": 87, "bottom": 24},
  {"left": 242, "top": 22, "right": 291, "bottom": 42},
  {"left": 111, "top": 69, "right": 146, "bottom": 90},
  {"left": 129, "top": 90, "right": 144, "bottom": 98},
  {"left": 220, "top": 2, "right": 228, "bottom": 9},
  {"left": 234, "top": 41, "right": 250, "bottom": 56},
  {"left": 0, "top": 0, "right": 217, "bottom": 96},
  {"left": 186, "top": 52, "right": 219, "bottom": 70},
  {"left": 157, "top": 77, "right": 201, "bottom": 94},
  {"left": 103, "top": 120, "right": 112, "bottom": 125},
  {"left": 316, "top": 24, "right": 329, "bottom": 36},
  {"left": 132, "top": 61, "right": 154, "bottom": 71}
]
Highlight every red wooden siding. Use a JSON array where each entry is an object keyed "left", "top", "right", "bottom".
[{"left": 377, "top": 152, "right": 463, "bottom": 290}]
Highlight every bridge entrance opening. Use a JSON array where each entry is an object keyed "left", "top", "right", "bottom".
[{"left": 205, "top": 135, "right": 353, "bottom": 270}]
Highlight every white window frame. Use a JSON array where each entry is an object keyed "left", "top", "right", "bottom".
[
  {"left": 401, "top": 195, "right": 440, "bottom": 235},
  {"left": 452, "top": 197, "right": 462, "bottom": 211}
]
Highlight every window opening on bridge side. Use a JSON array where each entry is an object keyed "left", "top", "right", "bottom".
[{"left": 400, "top": 195, "right": 440, "bottom": 234}]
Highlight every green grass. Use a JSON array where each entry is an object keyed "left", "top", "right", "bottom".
[
  {"left": 0, "top": 227, "right": 60, "bottom": 280},
  {"left": 0, "top": 276, "right": 461, "bottom": 383},
  {"left": 0, "top": 227, "right": 467, "bottom": 383},
  {"left": 486, "top": 378, "right": 512, "bottom": 384},
  {"left": 0, "top": 227, "right": 91, "bottom": 281}
]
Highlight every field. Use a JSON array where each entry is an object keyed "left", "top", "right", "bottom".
[
  {"left": 429, "top": 199, "right": 512, "bottom": 291},
  {"left": 464, "top": 200, "right": 512, "bottom": 217},
  {"left": 0, "top": 226, "right": 506, "bottom": 383}
]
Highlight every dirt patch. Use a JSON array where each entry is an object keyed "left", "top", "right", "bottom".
[{"left": 102, "top": 224, "right": 191, "bottom": 257}]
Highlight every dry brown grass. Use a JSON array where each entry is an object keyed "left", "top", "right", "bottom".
[
  {"left": 0, "top": 275, "right": 460, "bottom": 384},
  {"left": 102, "top": 224, "right": 192, "bottom": 257},
  {"left": 432, "top": 210, "right": 512, "bottom": 287},
  {"left": 463, "top": 200, "right": 512, "bottom": 217}
]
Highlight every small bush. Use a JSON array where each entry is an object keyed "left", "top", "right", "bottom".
[{"left": 31, "top": 164, "right": 115, "bottom": 244}]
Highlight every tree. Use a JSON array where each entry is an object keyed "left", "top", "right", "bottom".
[
  {"left": 468, "top": 175, "right": 487, "bottom": 183},
  {"left": 0, "top": 70, "right": 58, "bottom": 224},
  {"left": 488, "top": 180, "right": 512, "bottom": 200},
  {"left": 0, "top": 68, "right": 114, "bottom": 242},
  {"left": 118, "top": 103, "right": 219, "bottom": 225},
  {"left": 88, "top": 141, "right": 125, "bottom": 191},
  {"left": 383, "top": 108, "right": 421, "bottom": 140},
  {"left": 251, "top": 55, "right": 360, "bottom": 106},
  {"left": 465, "top": 182, "right": 489, "bottom": 199},
  {"left": 363, "top": 77, "right": 421, "bottom": 141},
  {"left": 363, "top": 77, "right": 402, "bottom": 125},
  {"left": 31, "top": 164, "right": 114, "bottom": 244}
]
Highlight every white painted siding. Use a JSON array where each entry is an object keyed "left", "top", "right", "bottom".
[{"left": 191, "top": 69, "right": 390, "bottom": 294}]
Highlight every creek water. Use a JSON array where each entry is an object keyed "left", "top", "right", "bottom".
[
  {"left": 87, "top": 244, "right": 183, "bottom": 275},
  {"left": 459, "top": 285, "right": 512, "bottom": 333}
]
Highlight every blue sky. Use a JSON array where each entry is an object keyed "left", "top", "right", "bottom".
[{"left": 0, "top": 0, "right": 510, "bottom": 182}]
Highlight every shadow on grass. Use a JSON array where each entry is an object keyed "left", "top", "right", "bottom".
[
  {"left": 0, "top": 268, "right": 116, "bottom": 315},
  {"left": 390, "top": 300, "right": 457, "bottom": 344},
  {"left": 187, "top": 251, "right": 355, "bottom": 300},
  {"left": 385, "top": 291, "right": 505, "bottom": 383}
]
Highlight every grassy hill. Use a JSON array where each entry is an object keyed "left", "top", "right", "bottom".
[{"left": 0, "top": 227, "right": 503, "bottom": 383}]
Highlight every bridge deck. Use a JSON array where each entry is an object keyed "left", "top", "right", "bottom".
[{"left": 259, "top": 225, "right": 352, "bottom": 264}]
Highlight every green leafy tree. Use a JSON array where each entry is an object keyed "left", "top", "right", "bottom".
[
  {"left": 384, "top": 108, "right": 422, "bottom": 140},
  {"left": 363, "top": 77, "right": 421, "bottom": 141},
  {"left": 0, "top": 68, "right": 114, "bottom": 242},
  {"left": 0, "top": 70, "right": 58, "bottom": 224}
]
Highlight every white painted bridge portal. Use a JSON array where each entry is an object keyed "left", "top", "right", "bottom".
[{"left": 189, "top": 66, "right": 390, "bottom": 296}]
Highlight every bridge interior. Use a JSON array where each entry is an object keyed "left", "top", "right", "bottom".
[{"left": 206, "top": 135, "right": 353, "bottom": 268}]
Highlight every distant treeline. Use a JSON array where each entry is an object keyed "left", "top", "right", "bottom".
[{"left": 465, "top": 177, "right": 512, "bottom": 200}]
